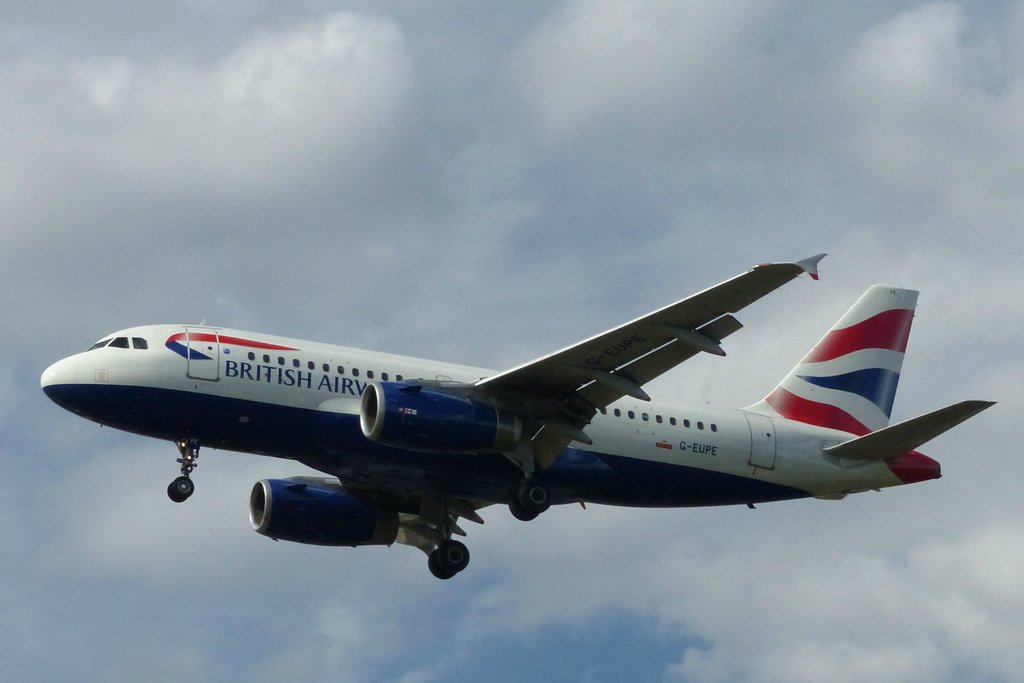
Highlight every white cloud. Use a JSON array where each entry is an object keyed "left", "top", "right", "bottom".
[
  {"left": 850, "top": 3, "right": 967, "bottom": 97},
  {"left": 96, "top": 12, "right": 411, "bottom": 196},
  {"left": 0, "top": 11, "right": 412, "bottom": 242},
  {"left": 6, "top": 2, "right": 1024, "bottom": 682},
  {"left": 510, "top": 0, "right": 776, "bottom": 142},
  {"left": 73, "top": 57, "right": 137, "bottom": 109},
  {"left": 829, "top": 3, "right": 1024, "bottom": 243},
  {"left": 0, "top": 11, "right": 423, "bottom": 351}
]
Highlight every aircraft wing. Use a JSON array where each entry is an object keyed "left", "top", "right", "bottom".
[{"left": 474, "top": 254, "right": 826, "bottom": 466}]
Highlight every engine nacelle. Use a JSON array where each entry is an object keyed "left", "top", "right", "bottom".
[
  {"left": 249, "top": 479, "right": 399, "bottom": 547},
  {"left": 360, "top": 381, "right": 521, "bottom": 453}
]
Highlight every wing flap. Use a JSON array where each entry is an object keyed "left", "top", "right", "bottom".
[
  {"left": 574, "top": 315, "right": 743, "bottom": 410},
  {"left": 823, "top": 400, "right": 995, "bottom": 461}
]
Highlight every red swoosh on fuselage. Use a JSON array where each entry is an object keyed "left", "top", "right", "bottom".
[{"left": 165, "top": 332, "right": 299, "bottom": 351}]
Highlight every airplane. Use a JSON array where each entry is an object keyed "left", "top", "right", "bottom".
[{"left": 40, "top": 255, "right": 993, "bottom": 579}]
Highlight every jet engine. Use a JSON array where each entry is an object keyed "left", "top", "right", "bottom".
[
  {"left": 249, "top": 479, "right": 399, "bottom": 546},
  {"left": 360, "top": 382, "right": 521, "bottom": 453}
]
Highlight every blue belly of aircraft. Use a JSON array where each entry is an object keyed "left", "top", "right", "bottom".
[{"left": 43, "top": 383, "right": 811, "bottom": 507}]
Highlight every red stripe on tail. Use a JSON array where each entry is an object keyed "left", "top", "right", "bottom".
[
  {"left": 764, "top": 387, "right": 871, "bottom": 435},
  {"left": 801, "top": 308, "right": 914, "bottom": 364}
]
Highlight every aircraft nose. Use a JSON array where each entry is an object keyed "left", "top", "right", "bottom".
[
  {"left": 42, "top": 356, "right": 75, "bottom": 388},
  {"left": 41, "top": 356, "right": 80, "bottom": 406},
  {"left": 885, "top": 450, "right": 941, "bottom": 484}
]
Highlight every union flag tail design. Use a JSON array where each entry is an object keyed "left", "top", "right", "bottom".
[{"left": 746, "top": 285, "right": 918, "bottom": 436}]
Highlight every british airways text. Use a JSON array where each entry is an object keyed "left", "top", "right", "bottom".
[{"left": 224, "top": 360, "right": 367, "bottom": 396}]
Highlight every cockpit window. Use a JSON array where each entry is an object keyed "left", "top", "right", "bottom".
[{"left": 86, "top": 336, "right": 149, "bottom": 351}]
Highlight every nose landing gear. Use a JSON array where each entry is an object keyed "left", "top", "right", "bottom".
[{"left": 167, "top": 437, "right": 200, "bottom": 503}]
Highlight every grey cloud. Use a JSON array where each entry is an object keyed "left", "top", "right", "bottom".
[
  {"left": 509, "top": 0, "right": 780, "bottom": 143},
  {"left": 4, "top": 2, "right": 1023, "bottom": 682}
]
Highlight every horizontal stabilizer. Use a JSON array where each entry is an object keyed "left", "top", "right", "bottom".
[{"left": 823, "top": 400, "right": 995, "bottom": 461}]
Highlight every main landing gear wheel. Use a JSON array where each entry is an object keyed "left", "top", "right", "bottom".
[
  {"left": 509, "top": 479, "right": 550, "bottom": 522},
  {"left": 167, "top": 437, "right": 200, "bottom": 503},
  {"left": 428, "top": 540, "right": 470, "bottom": 580}
]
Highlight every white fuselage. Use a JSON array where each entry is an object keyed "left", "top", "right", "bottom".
[{"left": 41, "top": 324, "right": 929, "bottom": 507}]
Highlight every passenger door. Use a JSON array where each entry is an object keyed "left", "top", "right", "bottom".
[
  {"left": 745, "top": 412, "right": 777, "bottom": 470},
  {"left": 184, "top": 327, "right": 220, "bottom": 381}
]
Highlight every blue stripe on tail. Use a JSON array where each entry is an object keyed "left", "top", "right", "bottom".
[{"left": 796, "top": 368, "right": 900, "bottom": 417}]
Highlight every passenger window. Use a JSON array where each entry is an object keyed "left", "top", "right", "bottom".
[
  {"left": 308, "top": 361, "right": 315, "bottom": 370},
  {"left": 323, "top": 363, "right": 330, "bottom": 372},
  {"left": 655, "top": 415, "right": 663, "bottom": 424},
  {"left": 88, "top": 339, "right": 112, "bottom": 351},
  {"left": 641, "top": 413, "right": 649, "bottom": 422},
  {"left": 131, "top": 338, "right": 148, "bottom": 350},
  {"left": 382, "top": 372, "right": 389, "bottom": 381},
  {"left": 109, "top": 337, "right": 130, "bottom": 349},
  {"left": 697, "top": 422, "right": 704, "bottom": 430},
  {"left": 292, "top": 359, "right": 300, "bottom": 368},
  {"left": 249, "top": 352, "right": 256, "bottom": 361},
  {"left": 614, "top": 408, "right": 621, "bottom": 417},
  {"left": 337, "top": 366, "right": 345, "bottom": 375},
  {"left": 367, "top": 370, "right": 374, "bottom": 379},
  {"left": 352, "top": 368, "right": 360, "bottom": 377},
  {"left": 670, "top": 417, "right": 677, "bottom": 426},
  {"left": 711, "top": 424, "right": 718, "bottom": 433},
  {"left": 684, "top": 419, "right": 691, "bottom": 428},
  {"left": 396, "top": 375, "right": 404, "bottom": 382},
  {"left": 628, "top": 411, "right": 635, "bottom": 419},
  {"left": 277, "top": 357, "right": 285, "bottom": 366},
  {"left": 599, "top": 407, "right": 607, "bottom": 415},
  {"left": 263, "top": 354, "right": 271, "bottom": 363}
]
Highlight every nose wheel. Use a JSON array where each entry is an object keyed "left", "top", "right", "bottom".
[
  {"left": 168, "top": 437, "right": 200, "bottom": 503},
  {"left": 168, "top": 475, "right": 194, "bottom": 502}
]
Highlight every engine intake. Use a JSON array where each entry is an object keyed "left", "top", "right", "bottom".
[
  {"left": 360, "top": 382, "right": 521, "bottom": 453},
  {"left": 249, "top": 479, "right": 399, "bottom": 547}
]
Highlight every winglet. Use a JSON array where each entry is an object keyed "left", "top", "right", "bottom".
[{"left": 796, "top": 253, "right": 827, "bottom": 281}]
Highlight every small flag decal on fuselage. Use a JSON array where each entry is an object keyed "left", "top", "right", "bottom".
[{"left": 655, "top": 441, "right": 673, "bottom": 450}]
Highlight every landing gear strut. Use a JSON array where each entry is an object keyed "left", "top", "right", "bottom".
[
  {"left": 168, "top": 437, "right": 199, "bottom": 503},
  {"left": 509, "top": 478, "right": 550, "bottom": 521}
]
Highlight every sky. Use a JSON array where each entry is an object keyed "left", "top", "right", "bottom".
[{"left": 3, "top": 1, "right": 1023, "bottom": 681}]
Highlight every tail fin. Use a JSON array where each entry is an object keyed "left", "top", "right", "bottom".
[{"left": 746, "top": 285, "right": 918, "bottom": 435}]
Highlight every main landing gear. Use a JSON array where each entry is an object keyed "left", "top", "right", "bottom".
[
  {"left": 509, "top": 478, "right": 550, "bottom": 522},
  {"left": 504, "top": 443, "right": 551, "bottom": 522},
  {"left": 424, "top": 497, "right": 472, "bottom": 580},
  {"left": 167, "top": 437, "right": 200, "bottom": 503},
  {"left": 427, "top": 479, "right": 547, "bottom": 578},
  {"left": 428, "top": 539, "right": 470, "bottom": 580}
]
